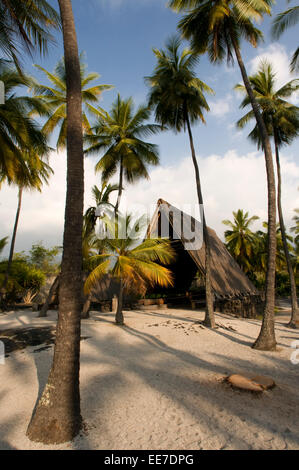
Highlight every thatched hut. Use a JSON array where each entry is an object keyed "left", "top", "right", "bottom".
[{"left": 146, "top": 199, "right": 262, "bottom": 318}]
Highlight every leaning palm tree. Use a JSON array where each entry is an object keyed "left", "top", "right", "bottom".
[
  {"left": 169, "top": 0, "right": 277, "bottom": 350},
  {"left": 235, "top": 60, "right": 299, "bottom": 328},
  {"left": 223, "top": 209, "right": 259, "bottom": 273},
  {"left": 272, "top": 1, "right": 299, "bottom": 72},
  {"left": 84, "top": 214, "right": 176, "bottom": 325},
  {"left": 31, "top": 54, "right": 113, "bottom": 149},
  {"left": 27, "top": 0, "right": 84, "bottom": 444},
  {"left": 145, "top": 35, "right": 216, "bottom": 328},
  {"left": 85, "top": 94, "right": 161, "bottom": 215},
  {"left": 0, "top": 0, "right": 60, "bottom": 70}
]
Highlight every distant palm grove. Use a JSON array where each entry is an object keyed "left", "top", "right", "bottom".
[{"left": 0, "top": 0, "right": 298, "bottom": 445}]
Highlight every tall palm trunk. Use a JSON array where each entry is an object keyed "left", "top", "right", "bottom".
[
  {"left": 114, "top": 156, "right": 123, "bottom": 216},
  {"left": 273, "top": 127, "right": 298, "bottom": 328},
  {"left": 1, "top": 186, "right": 23, "bottom": 305},
  {"left": 185, "top": 110, "right": 215, "bottom": 328},
  {"left": 231, "top": 37, "right": 277, "bottom": 351},
  {"left": 115, "top": 279, "right": 124, "bottom": 324},
  {"left": 27, "top": 0, "right": 84, "bottom": 444}
]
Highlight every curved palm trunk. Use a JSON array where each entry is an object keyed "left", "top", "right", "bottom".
[
  {"left": 185, "top": 111, "right": 215, "bottom": 328},
  {"left": 1, "top": 186, "right": 23, "bottom": 306},
  {"left": 38, "top": 274, "right": 60, "bottom": 318},
  {"left": 273, "top": 128, "right": 298, "bottom": 328},
  {"left": 231, "top": 38, "right": 277, "bottom": 351},
  {"left": 81, "top": 291, "right": 92, "bottom": 319},
  {"left": 115, "top": 279, "right": 124, "bottom": 324},
  {"left": 27, "top": 0, "right": 84, "bottom": 444}
]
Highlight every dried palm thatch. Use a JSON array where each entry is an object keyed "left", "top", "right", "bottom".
[{"left": 147, "top": 199, "right": 259, "bottom": 299}]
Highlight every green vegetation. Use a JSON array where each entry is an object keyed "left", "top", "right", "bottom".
[{"left": 0, "top": 0, "right": 298, "bottom": 444}]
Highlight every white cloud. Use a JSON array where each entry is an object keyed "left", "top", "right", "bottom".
[
  {"left": 1, "top": 149, "right": 298, "bottom": 256},
  {"left": 209, "top": 95, "right": 233, "bottom": 117}
]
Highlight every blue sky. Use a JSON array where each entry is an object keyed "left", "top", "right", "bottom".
[{"left": 1, "top": 0, "right": 299, "bottom": 255}]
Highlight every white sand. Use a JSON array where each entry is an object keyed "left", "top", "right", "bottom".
[{"left": 0, "top": 305, "right": 298, "bottom": 450}]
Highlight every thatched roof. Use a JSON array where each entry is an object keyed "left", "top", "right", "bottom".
[{"left": 147, "top": 199, "right": 258, "bottom": 299}]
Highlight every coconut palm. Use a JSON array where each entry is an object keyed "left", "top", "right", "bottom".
[
  {"left": 223, "top": 209, "right": 259, "bottom": 273},
  {"left": 169, "top": 0, "right": 277, "bottom": 350},
  {"left": 236, "top": 60, "right": 299, "bottom": 327},
  {"left": 27, "top": 0, "right": 84, "bottom": 444},
  {"left": 84, "top": 213, "right": 176, "bottom": 325},
  {"left": 81, "top": 182, "right": 119, "bottom": 319},
  {"left": 31, "top": 54, "right": 113, "bottom": 149},
  {"left": 145, "top": 35, "right": 215, "bottom": 328},
  {"left": 84, "top": 182, "right": 119, "bottom": 236},
  {"left": 254, "top": 223, "right": 295, "bottom": 289},
  {"left": 0, "top": 62, "right": 50, "bottom": 183},
  {"left": 1, "top": 150, "right": 53, "bottom": 302},
  {"left": 0, "top": 0, "right": 60, "bottom": 70},
  {"left": 272, "top": 1, "right": 299, "bottom": 72},
  {"left": 85, "top": 94, "right": 161, "bottom": 215}
]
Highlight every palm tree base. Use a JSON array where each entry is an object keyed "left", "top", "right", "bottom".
[
  {"left": 26, "top": 391, "right": 82, "bottom": 444},
  {"left": 202, "top": 317, "right": 216, "bottom": 328},
  {"left": 115, "top": 312, "right": 124, "bottom": 325},
  {"left": 287, "top": 321, "right": 299, "bottom": 330},
  {"left": 252, "top": 336, "right": 277, "bottom": 351}
]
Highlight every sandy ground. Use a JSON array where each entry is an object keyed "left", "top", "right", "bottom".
[{"left": 0, "top": 303, "right": 299, "bottom": 450}]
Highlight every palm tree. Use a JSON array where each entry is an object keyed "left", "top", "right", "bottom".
[
  {"left": 0, "top": 62, "right": 50, "bottom": 183},
  {"left": 0, "top": 0, "right": 60, "bottom": 70},
  {"left": 272, "top": 1, "right": 299, "bottom": 72},
  {"left": 31, "top": 54, "right": 113, "bottom": 149},
  {"left": 255, "top": 223, "right": 294, "bottom": 273},
  {"left": 84, "top": 182, "right": 119, "bottom": 236},
  {"left": 84, "top": 214, "right": 176, "bottom": 325},
  {"left": 81, "top": 182, "right": 119, "bottom": 319},
  {"left": 236, "top": 60, "right": 299, "bottom": 328},
  {"left": 85, "top": 94, "right": 161, "bottom": 215},
  {"left": 223, "top": 209, "right": 259, "bottom": 273},
  {"left": 27, "top": 0, "right": 84, "bottom": 444},
  {"left": 169, "top": 0, "right": 277, "bottom": 350},
  {"left": 145, "top": 35, "right": 216, "bottom": 328},
  {"left": 1, "top": 150, "right": 53, "bottom": 302}
]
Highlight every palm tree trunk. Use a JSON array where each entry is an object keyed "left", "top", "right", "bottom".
[
  {"left": 185, "top": 110, "right": 215, "bottom": 328},
  {"left": 27, "top": 0, "right": 84, "bottom": 444},
  {"left": 231, "top": 37, "right": 277, "bottom": 351},
  {"left": 38, "top": 274, "right": 60, "bottom": 318},
  {"left": 115, "top": 279, "right": 124, "bottom": 324},
  {"left": 114, "top": 157, "right": 123, "bottom": 216},
  {"left": 273, "top": 127, "right": 298, "bottom": 328},
  {"left": 81, "top": 292, "right": 92, "bottom": 319},
  {"left": 1, "top": 186, "right": 23, "bottom": 305}
]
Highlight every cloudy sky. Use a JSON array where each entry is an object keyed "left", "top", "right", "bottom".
[{"left": 1, "top": 0, "right": 298, "bottom": 256}]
